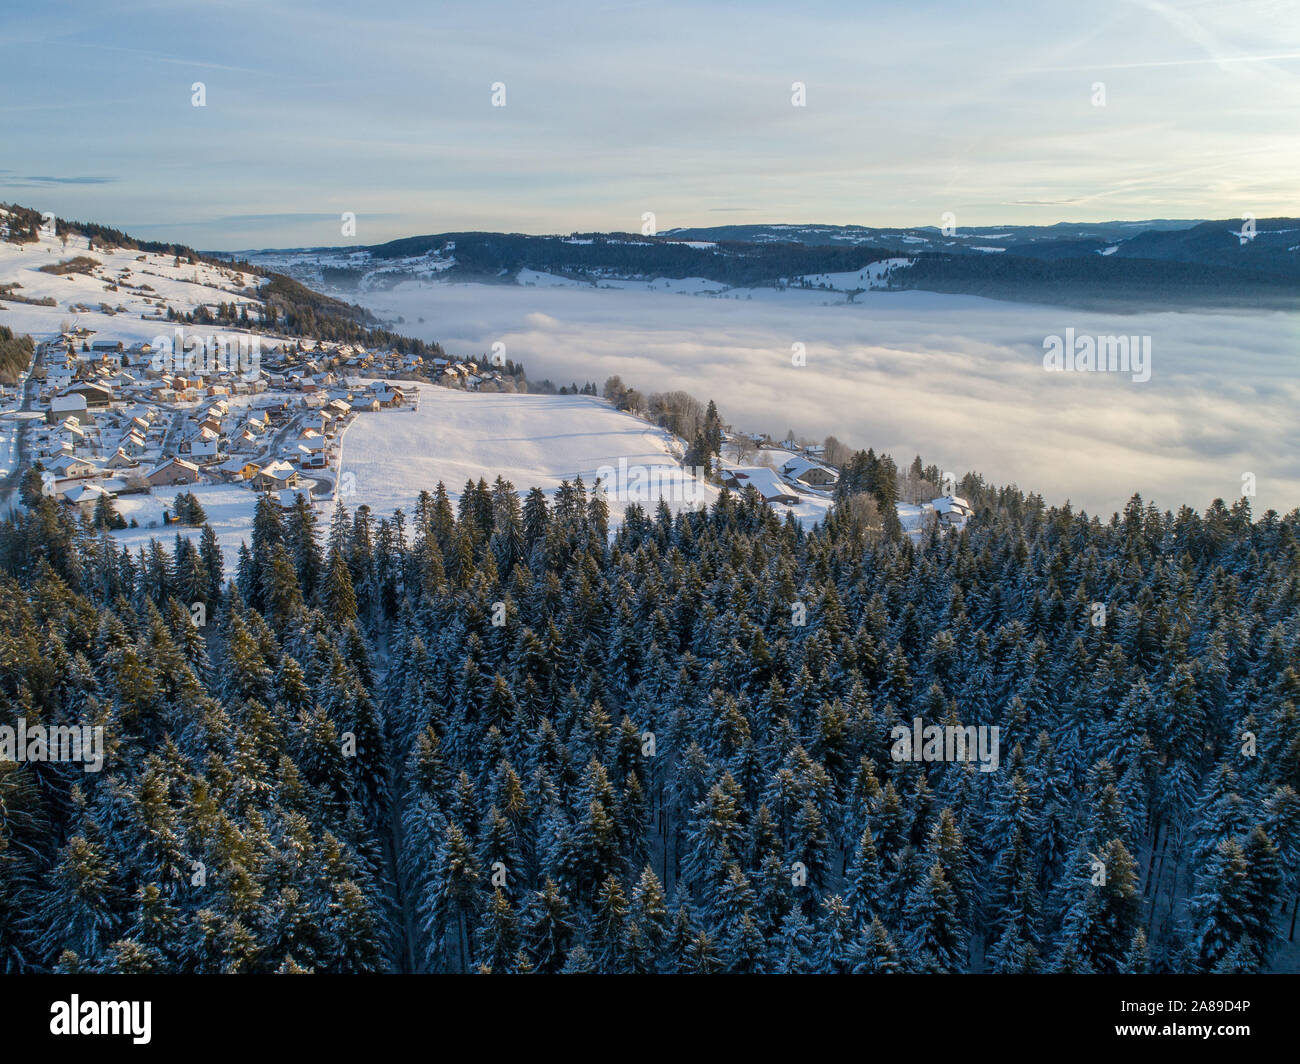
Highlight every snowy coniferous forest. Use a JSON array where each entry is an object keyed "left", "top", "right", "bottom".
[{"left": 0, "top": 463, "right": 1296, "bottom": 975}]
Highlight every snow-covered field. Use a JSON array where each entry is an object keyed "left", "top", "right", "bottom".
[
  {"left": 106, "top": 483, "right": 260, "bottom": 568},
  {"left": 337, "top": 385, "right": 731, "bottom": 522}
]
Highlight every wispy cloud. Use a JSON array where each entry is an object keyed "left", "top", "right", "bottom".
[
  {"left": 6, "top": 175, "right": 117, "bottom": 186},
  {"left": 2, "top": 0, "right": 1297, "bottom": 242}
]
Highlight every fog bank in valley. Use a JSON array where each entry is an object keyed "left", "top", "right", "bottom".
[{"left": 349, "top": 281, "right": 1299, "bottom": 518}]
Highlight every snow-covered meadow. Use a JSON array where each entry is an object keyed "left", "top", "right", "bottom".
[
  {"left": 0, "top": 224, "right": 262, "bottom": 347},
  {"left": 337, "top": 386, "right": 730, "bottom": 522},
  {"left": 106, "top": 483, "right": 260, "bottom": 566}
]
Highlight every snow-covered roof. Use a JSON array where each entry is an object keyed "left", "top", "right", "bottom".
[
  {"left": 932, "top": 495, "right": 974, "bottom": 517},
  {"left": 49, "top": 454, "right": 96, "bottom": 474},
  {"left": 725, "top": 466, "right": 800, "bottom": 502},
  {"left": 781, "top": 455, "right": 834, "bottom": 481},
  {"left": 62, "top": 483, "right": 112, "bottom": 504},
  {"left": 147, "top": 457, "right": 200, "bottom": 477},
  {"left": 259, "top": 459, "right": 296, "bottom": 479},
  {"left": 278, "top": 487, "right": 313, "bottom": 508}
]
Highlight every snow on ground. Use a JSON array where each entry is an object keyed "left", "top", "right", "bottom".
[
  {"left": 0, "top": 220, "right": 263, "bottom": 347},
  {"left": 0, "top": 416, "right": 21, "bottom": 478},
  {"left": 106, "top": 483, "right": 260, "bottom": 570},
  {"left": 42, "top": 385, "right": 832, "bottom": 574},
  {"left": 337, "top": 384, "right": 727, "bottom": 522},
  {"left": 792, "top": 258, "right": 913, "bottom": 291},
  {"left": 337, "top": 385, "right": 835, "bottom": 529}
]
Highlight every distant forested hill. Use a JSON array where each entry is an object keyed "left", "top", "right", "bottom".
[{"left": 275, "top": 217, "right": 1300, "bottom": 310}]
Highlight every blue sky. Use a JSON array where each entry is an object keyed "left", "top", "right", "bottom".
[{"left": 2, "top": 0, "right": 1297, "bottom": 249}]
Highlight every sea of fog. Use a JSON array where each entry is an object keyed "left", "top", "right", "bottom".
[{"left": 339, "top": 280, "right": 1299, "bottom": 518}]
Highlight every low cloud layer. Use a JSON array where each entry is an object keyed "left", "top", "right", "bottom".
[{"left": 358, "top": 282, "right": 1299, "bottom": 517}]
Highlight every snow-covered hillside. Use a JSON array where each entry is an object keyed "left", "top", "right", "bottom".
[
  {"left": 0, "top": 216, "right": 263, "bottom": 346},
  {"left": 790, "top": 257, "right": 913, "bottom": 291},
  {"left": 240, "top": 242, "right": 912, "bottom": 305}
]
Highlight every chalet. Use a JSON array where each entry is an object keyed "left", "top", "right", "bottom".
[
  {"left": 61, "top": 482, "right": 114, "bottom": 515},
  {"left": 781, "top": 456, "right": 836, "bottom": 488},
  {"left": 56, "top": 419, "right": 89, "bottom": 448},
  {"left": 722, "top": 467, "right": 800, "bottom": 506},
  {"left": 105, "top": 449, "right": 139, "bottom": 471},
  {"left": 932, "top": 495, "right": 974, "bottom": 530},
  {"left": 119, "top": 431, "right": 149, "bottom": 457},
  {"left": 144, "top": 457, "right": 201, "bottom": 488},
  {"left": 46, "top": 393, "right": 90, "bottom": 425},
  {"left": 48, "top": 455, "right": 98, "bottom": 480},
  {"left": 256, "top": 459, "right": 299, "bottom": 492},
  {"left": 231, "top": 427, "right": 259, "bottom": 452},
  {"left": 217, "top": 457, "right": 260, "bottom": 482}
]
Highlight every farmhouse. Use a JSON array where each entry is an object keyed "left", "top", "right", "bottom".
[
  {"left": 932, "top": 495, "right": 975, "bottom": 530},
  {"left": 781, "top": 455, "right": 836, "bottom": 488}
]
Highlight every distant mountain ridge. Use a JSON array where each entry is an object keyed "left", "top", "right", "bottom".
[{"left": 231, "top": 217, "right": 1300, "bottom": 311}]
